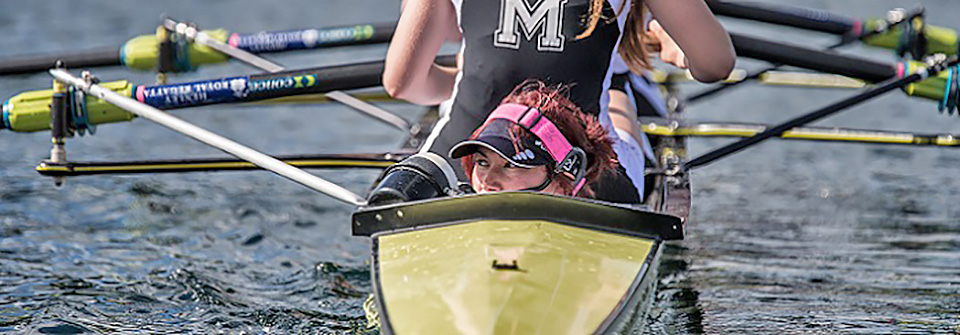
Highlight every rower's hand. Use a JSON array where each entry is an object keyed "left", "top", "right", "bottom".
[{"left": 646, "top": 20, "right": 688, "bottom": 69}]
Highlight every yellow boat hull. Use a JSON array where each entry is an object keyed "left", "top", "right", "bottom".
[{"left": 353, "top": 193, "right": 682, "bottom": 334}]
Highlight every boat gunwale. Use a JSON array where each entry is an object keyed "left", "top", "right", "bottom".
[
  {"left": 595, "top": 240, "right": 664, "bottom": 334},
  {"left": 352, "top": 192, "right": 684, "bottom": 241}
]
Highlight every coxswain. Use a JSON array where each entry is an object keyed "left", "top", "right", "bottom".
[{"left": 449, "top": 81, "right": 623, "bottom": 198}]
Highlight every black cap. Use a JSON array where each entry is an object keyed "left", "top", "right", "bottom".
[{"left": 449, "top": 118, "right": 554, "bottom": 168}]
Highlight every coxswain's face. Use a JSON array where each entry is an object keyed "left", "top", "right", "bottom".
[{"left": 471, "top": 147, "right": 561, "bottom": 194}]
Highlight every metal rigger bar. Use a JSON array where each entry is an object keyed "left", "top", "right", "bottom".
[
  {"left": 49, "top": 64, "right": 69, "bottom": 186},
  {"left": 49, "top": 68, "right": 368, "bottom": 206}
]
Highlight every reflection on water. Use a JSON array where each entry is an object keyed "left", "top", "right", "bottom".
[
  {"left": 645, "top": 245, "right": 706, "bottom": 335},
  {"left": 645, "top": 162, "right": 960, "bottom": 334},
  {"left": 1, "top": 0, "right": 959, "bottom": 334}
]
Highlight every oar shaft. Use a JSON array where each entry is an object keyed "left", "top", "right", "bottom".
[
  {"left": 0, "top": 23, "right": 396, "bottom": 75},
  {"left": 731, "top": 33, "right": 896, "bottom": 83},
  {"left": 230, "top": 23, "right": 395, "bottom": 54},
  {"left": 708, "top": 0, "right": 857, "bottom": 35},
  {"left": 135, "top": 55, "right": 455, "bottom": 110},
  {"left": 50, "top": 69, "right": 368, "bottom": 206},
  {"left": 135, "top": 61, "right": 383, "bottom": 108},
  {"left": 0, "top": 47, "right": 120, "bottom": 76},
  {"left": 3, "top": 56, "right": 457, "bottom": 133}
]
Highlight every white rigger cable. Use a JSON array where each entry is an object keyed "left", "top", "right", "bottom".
[
  {"left": 324, "top": 91, "right": 413, "bottom": 131},
  {"left": 50, "top": 69, "right": 367, "bottom": 206}
]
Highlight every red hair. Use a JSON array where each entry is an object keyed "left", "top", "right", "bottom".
[{"left": 461, "top": 81, "right": 618, "bottom": 197}]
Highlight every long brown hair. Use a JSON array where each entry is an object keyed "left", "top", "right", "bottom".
[
  {"left": 461, "top": 81, "right": 618, "bottom": 197},
  {"left": 576, "top": 0, "right": 650, "bottom": 74}
]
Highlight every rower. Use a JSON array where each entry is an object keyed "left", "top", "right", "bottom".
[{"left": 383, "top": 0, "right": 736, "bottom": 198}]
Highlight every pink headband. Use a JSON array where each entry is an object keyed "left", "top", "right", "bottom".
[
  {"left": 480, "top": 103, "right": 588, "bottom": 195},
  {"left": 483, "top": 104, "right": 572, "bottom": 163}
]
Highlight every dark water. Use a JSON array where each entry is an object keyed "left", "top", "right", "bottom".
[
  {"left": 0, "top": 0, "right": 958, "bottom": 334},
  {"left": 648, "top": 1, "right": 960, "bottom": 334}
]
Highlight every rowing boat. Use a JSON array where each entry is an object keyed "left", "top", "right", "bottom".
[
  {"left": 5, "top": 32, "right": 695, "bottom": 331},
  {"left": 24, "top": 61, "right": 695, "bottom": 333},
  {"left": 356, "top": 192, "right": 683, "bottom": 334},
  {"left": 353, "top": 93, "right": 690, "bottom": 333},
  {"left": 341, "top": 73, "right": 692, "bottom": 332},
  {"left": 2, "top": 3, "right": 958, "bottom": 333}
]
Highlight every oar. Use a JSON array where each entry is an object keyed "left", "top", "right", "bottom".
[
  {"left": 707, "top": 1, "right": 959, "bottom": 58},
  {"left": 162, "top": 17, "right": 413, "bottom": 131},
  {"left": 2, "top": 64, "right": 857, "bottom": 135},
  {"left": 652, "top": 68, "right": 865, "bottom": 89},
  {"left": 728, "top": 33, "right": 958, "bottom": 111},
  {"left": 50, "top": 68, "right": 368, "bottom": 206},
  {"left": 0, "top": 22, "right": 395, "bottom": 75},
  {"left": 36, "top": 152, "right": 411, "bottom": 177},
  {"left": 2, "top": 55, "right": 456, "bottom": 133},
  {"left": 687, "top": 6, "right": 923, "bottom": 103},
  {"left": 684, "top": 55, "right": 960, "bottom": 170},
  {"left": 639, "top": 117, "right": 960, "bottom": 147}
]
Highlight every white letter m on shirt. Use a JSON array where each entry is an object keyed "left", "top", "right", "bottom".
[{"left": 494, "top": 0, "right": 567, "bottom": 52}]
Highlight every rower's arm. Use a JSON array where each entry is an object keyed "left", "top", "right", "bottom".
[
  {"left": 608, "top": 90, "right": 644, "bottom": 147},
  {"left": 645, "top": 0, "right": 736, "bottom": 83},
  {"left": 383, "top": 0, "right": 461, "bottom": 105}
]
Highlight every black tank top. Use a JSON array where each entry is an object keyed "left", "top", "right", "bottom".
[
  {"left": 452, "top": 0, "right": 621, "bottom": 122},
  {"left": 423, "top": 0, "right": 628, "bottom": 197}
]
